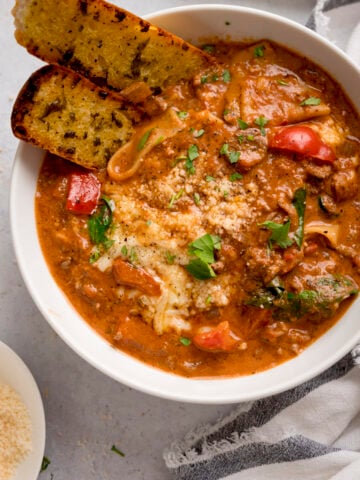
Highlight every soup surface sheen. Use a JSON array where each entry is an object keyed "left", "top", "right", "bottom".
[{"left": 36, "top": 40, "right": 360, "bottom": 378}]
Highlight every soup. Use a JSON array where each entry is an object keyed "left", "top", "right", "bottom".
[{"left": 35, "top": 40, "right": 360, "bottom": 378}]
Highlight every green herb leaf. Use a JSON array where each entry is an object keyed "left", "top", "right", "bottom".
[
  {"left": 220, "top": 143, "right": 240, "bottom": 164},
  {"left": 230, "top": 172, "right": 243, "bottom": 182},
  {"left": 137, "top": 129, "right": 153, "bottom": 151},
  {"left": 202, "top": 44, "right": 215, "bottom": 54},
  {"left": 194, "top": 192, "right": 201, "bottom": 205},
  {"left": 111, "top": 445, "right": 125, "bottom": 457},
  {"left": 238, "top": 119, "right": 249, "bottom": 130},
  {"left": 165, "top": 251, "right": 176, "bottom": 264},
  {"left": 41, "top": 456, "right": 51, "bottom": 472},
  {"left": 293, "top": 188, "right": 306, "bottom": 248},
  {"left": 300, "top": 96, "right": 321, "bottom": 106},
  {"left": 254, "top": 116, "right": 269, "bottom": 136},
  {"left": 188, "top": 233, "right": 221, "bottom": 264},
  {"left": 185, "top": 144, "right": 199, "bottom": 175},
  {"left": 121, "top": 245, "right": 128, "bottom": 256},
  {"left": 193, "top": 128, "right": 205, "bottom": 138},
  {"left": 277, "top": 79, "right": 289, "bottom": 86},
  {"left": 168, "top": 188, "right": 184, "bottom": 208},
  {"left": 180, "top": 337, "right": 192, "bottom": 346},
  {"left": 177, "top": 111, "right": 188, "bottom": 119},
  {"left": 206, "top": 175, "right": 215, "bottom": 182},
  {"left": 254, "top": 45, "right": 265, "bottom": 57},
  {"left": 88, "top": 197, "right": 113, "bottom": 245},
  {"left": 259, "top": 220, "right": 293, "bottom": 249},
  {"left": 185, "top": 258, "right": 216, "bottom": 280},
  {"left": 222, "top": 69, "right": 231, "bottom": 83},
  {"left": 201, "top": 75, "right": 209, "bottom": 84}
]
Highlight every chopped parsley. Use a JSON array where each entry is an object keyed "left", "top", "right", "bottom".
[
  {"left": 137, "top": 129, "right": 153, "bottom": 151},
  {"left": 185, "top": 144, "right": 199, "bottom": 174},
  {"left": 300, "top": 96, "right": 321, "bottom": 106},
  {"left": 41, "top": 456, "right": 51, "bottom": 472},
  {"left": 202, "top": 44, "right": 215, "bottom": 54},
  {"left": 254, "top": 116, "right": 269, "bottom": 136},
  {"left": 165, "top": 251, "right": 176, "bottom": 264},
  {"left": 121, "top": 245, "right": 128, "bottom": 256},
  {"left": 220, "top": 143, "right": 240, "bottom": 164},
  {"left": 229, "top": 172, "right": 243, "bottom": 182},
  {"left": 180, "top": 337, "right": 192, "bottom": 346},
  {"left": 177, "top": 111, "right": 188, "bottom": 119},
  {"left": 259, "top": 220, "right": 293, "bottom": 249},
  {"left": 206, "top": 175, "right": 215, "bottom": 182},
  {"left": 206, "top": 295, "right": 212, "bottom": 304},
  {"left": 277, "top": 79, "right": 289, "bottom": 86},
  {"left": 293, "top": 188, "right": 307, "bottom": 248},
  {"left": 254, "top": 45, "right": 265, "bottom": 57},
  {"left": 222, "top": 69, "right": 231, "bottom": 83},
  {"left": 192, "top": 128, "right": 205, "bottom": 138},
  {"left": 238, "top": 119, "right": 249, "bottom": 130},
  {"left": 88, "top": 196, "right": 114, "bottom": 262},
  {"left": 168, "top": 188, "right": 184, "bottom": 208},
  {"left": 185, "top": 233, "right": 221, "bottom": 280},
  {"left": 111, "top": 445, "right": 125, "bottom": 457},
  {"left": 194, "top": 192, "right": 201, "bottom": 205}
]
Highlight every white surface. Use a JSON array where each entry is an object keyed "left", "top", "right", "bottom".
[
  {"left": 10, "top": 5, "right": 360, "bottom": 406},
  {"left": 0, "top": 341, "right": 45, "bottom": 480},
  {"left": 1, "top": 0, "right": 337, "bottom": 479}
]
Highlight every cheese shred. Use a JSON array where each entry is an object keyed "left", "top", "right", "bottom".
[{"left": 0, "top": 383, "right": 32, "bottom": 480}]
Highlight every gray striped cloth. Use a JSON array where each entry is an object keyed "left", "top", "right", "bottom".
[{"left": 164, "top": 2, "right": 360, "bottom": 478}]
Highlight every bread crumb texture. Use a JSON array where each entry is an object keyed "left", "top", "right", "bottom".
[{"left": 0, "top": 383, "right": 32, "bottom": 480}]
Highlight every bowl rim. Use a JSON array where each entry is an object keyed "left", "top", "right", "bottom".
[{"left": 10, "top": 4, "right": 360, "bottom": 404}]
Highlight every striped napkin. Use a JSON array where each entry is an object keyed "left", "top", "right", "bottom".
[{"left": 164, "top": 2, "right": 360, "bottom": 478}]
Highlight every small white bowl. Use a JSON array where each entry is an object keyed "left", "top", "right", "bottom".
[
  {"left": 10, "top": 5, "right": 360, "bottom": 403},
  {"left": 0, "top": 341, "right": 45, "bottom": 479}
]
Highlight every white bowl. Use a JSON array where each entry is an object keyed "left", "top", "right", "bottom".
[
  {"left": 10, "top": 5, "right": 360, "bottom": 404},
  {"left": 0, "top": 341, "right": 45, "bottom": 479}
]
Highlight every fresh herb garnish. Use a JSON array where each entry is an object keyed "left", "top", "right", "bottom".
[
  {"left": 168, "top": 188, "right": 184, "bottom": 208},
  {"left": 185, "top": 144, "right": 199, "bottom": 174},
  {"left": 254, "top": 45, "right": 265, "bottom": 57},
  {"left": 194, "top": 192, "right": 201, "bottom": 205},
  {"left": 300, "top": 96, "right": 321, "bottom": 106},
  {"left": 111, "top": 445, "right": 125, "bottom": 457},
  {"left": 206, "top": 295, "right": 212, "bottom": 304},
  {"left": 206, "top": 175, "right": 215, "bottom": 182},
  {"left": 129, "top": 247, "right": 138, "bottom": 264},
  {"left": 254, "top": 116, "right": 269, "bottom": 136},
  {"left": 277, "top": 79, "right": 289, "bottom": 86},
  {"left": 192, "top": 128, "right": 205, "bottom": 138},
  {"left": 238, "top": 119, "right": 249, "bottom": 130},
  {"left": 40, "top": 456, "right": 51, "bottom": 472},
  {"left": 259, "top": 220, "right": 293, "bottom": 249},
  {"left": 87, "top": 196, "right": 114, "bottom": 260},
  {"left": 202, "top": 44, "right": 215, "bottom": 54},
  {"left": 185, "top": 233, "right": 221, "bottom": 280},
  {"left": 177, "top": 111, "right": 188, "bottom": 119},
  {"left": 137, "top": 129, "right": 153, "bottom": 151},
  {"left": 180, "top": 337, "right": 192, "bottom": 346},
  {"left": 188, "top": 233, "right": 221, "bottom": 264},
  {"left": 220, "top": 143, "right": 240, "bottom": 164},
  {"left": 229, "top": 172, "right": 243, "bottom": 182},
  {"left": 293, "top": 188, "right": 307, "bottom": 248},
  {"left": 248, "top": 274, "right": 358, "bottom": 319},
  {"left": 165, "top": 251, "right": 176, "bottom": 264},
  {"left": 222, "top": 69, "right": 231, "bottom": 83},
  {"left": 185, "top": 258, "right": 216, "bottom": 280},
  {"left": 121, "top": 245, "right": 128, "bottom": 256}
]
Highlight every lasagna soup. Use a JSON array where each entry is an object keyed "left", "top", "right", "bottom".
[{"left": 36, "top": 40, "right": 360, "bottom": 377}]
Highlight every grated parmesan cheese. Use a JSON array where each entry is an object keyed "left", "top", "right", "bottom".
[{"left": 0, "top": 383, "right": 32, "bottom": 480}]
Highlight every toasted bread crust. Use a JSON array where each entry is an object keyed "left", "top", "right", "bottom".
[
  {"left": 11, "top": 65, "right": 137, "bottom": 169},
  {"left": 12, "top": 0, "right": 211, "bottom": 92}
]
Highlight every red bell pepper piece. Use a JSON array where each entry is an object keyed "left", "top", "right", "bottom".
[
  {"left": 66, "top": 172, "right": 101, "bottom": 215},
  {"left": 268, "top": 125, "right": 336, "bottom": 163},
  {"left": 193, "top": 321, "right": 239, "bottom": 352}
]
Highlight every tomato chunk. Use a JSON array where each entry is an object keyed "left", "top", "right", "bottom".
[
  {"left": 193, "top": 321, "right": 239, "bottom": 352},
  {"left": 66, "top": 172, "right": 101, "bottom": 214},
  {"left": 268, "top": 125, "right": 336, "bottom": 163}
]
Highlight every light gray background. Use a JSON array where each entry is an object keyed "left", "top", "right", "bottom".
[{"left": 0, "top": 1, "right": 315, "bottom": 479}]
